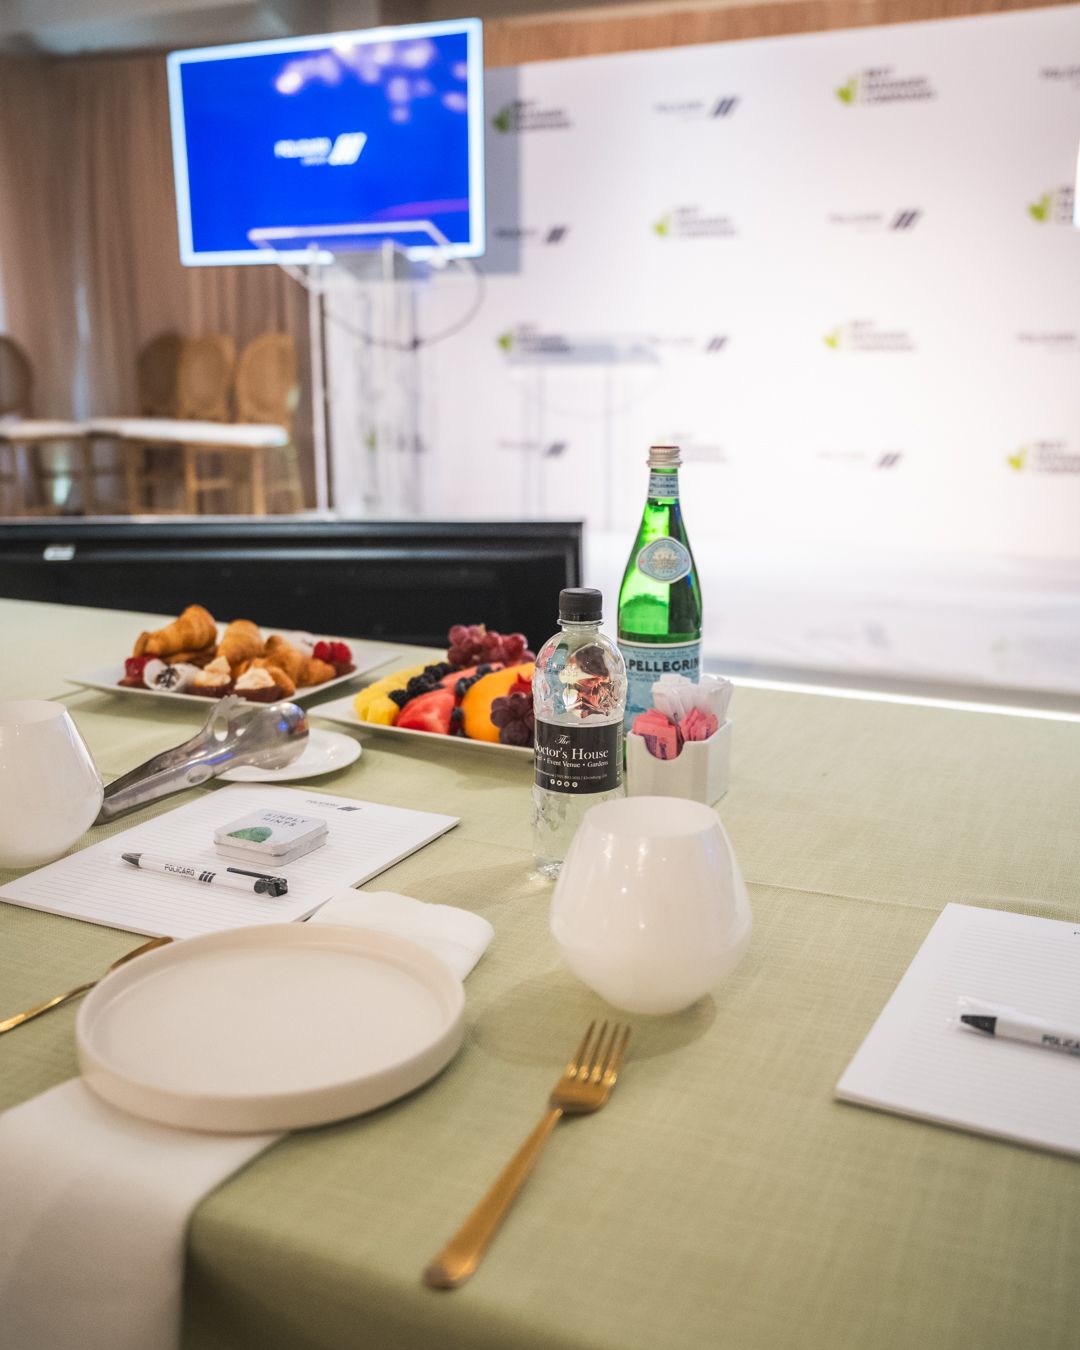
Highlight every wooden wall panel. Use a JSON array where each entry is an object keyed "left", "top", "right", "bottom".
[{"left": 484, "top": 0, "right": 1077, "bottom": 65}]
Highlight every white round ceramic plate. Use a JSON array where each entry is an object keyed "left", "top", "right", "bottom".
[
  {"left": 76, "top": 924, "right": 465, "bottom": 1132},
  {"left": 220, "top": 728, "right": 361, "bottom": 782}
]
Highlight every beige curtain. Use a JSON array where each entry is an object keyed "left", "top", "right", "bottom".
[{"left": 0, "top": 53, "right": 313, "bottom": 506}]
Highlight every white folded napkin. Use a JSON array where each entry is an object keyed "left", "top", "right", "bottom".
[{"left": 0, "top": 891, "right": 492, "bottom": 1350}]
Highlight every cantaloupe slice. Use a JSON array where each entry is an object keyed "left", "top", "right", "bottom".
[{"left": 461, "top": 663, "right": 534, "bottom": 742}]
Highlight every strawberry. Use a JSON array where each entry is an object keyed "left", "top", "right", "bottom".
[
  {"left": 396, "top": 688, "right": 456, "bottom": 735},
  {"left": 313, "top": 640, "right": 352, "bottom": 666}
]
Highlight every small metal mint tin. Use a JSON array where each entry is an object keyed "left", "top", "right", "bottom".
[{"left": 213, "top": 808, "right": 328, "bottom": 865}]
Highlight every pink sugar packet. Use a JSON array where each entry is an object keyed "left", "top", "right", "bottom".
[
  {"left": 631, "top": 709, "right": 683, "bottom": 759},
  {"left": 680, "top": 707, "right": 719, "bottom": 742}
]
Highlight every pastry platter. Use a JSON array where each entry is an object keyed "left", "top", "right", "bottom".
[
  {"left": 64, "top": 602, "right": 406, "bottom": 707},
  {"left": 66, "top": 641, "right": 403, "bottom": 708}
]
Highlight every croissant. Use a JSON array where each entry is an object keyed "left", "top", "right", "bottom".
[
  {"left": 164, "top": 644, "right": 217, "bottom": 668},
  {"left": 143, "top": 605, "right": 217, "bottom": 658},
  {"left": 263, "top": 634, "right": 336, "bottom": 687},
  {"left": 235, "top": 658, "right": 297, "bottom": 698},
  {"left": 262, "top": 634, "right": 306, "bottom": 683},
  {"left": 300, "top": 655, "right": 337, "bottom": 686},
  {"left": 219, "top": 619, "right": 264, "bottom": 669}
]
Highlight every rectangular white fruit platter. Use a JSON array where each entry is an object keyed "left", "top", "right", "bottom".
[
  {"left": 66, "top": 638, "right": 408, "bottom": 708},
  {"left": 314, "top": 691, "right": 534, "bottom": 759}
]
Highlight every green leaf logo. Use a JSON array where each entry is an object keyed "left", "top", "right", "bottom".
[
  {"left": 653, "top": 214, "right": 672, "bottom": 238},
  {"left": 823, "top": 328, "right": 842, "bottom": 350},
  {"left": 496, "top": 330, "right": 514, "bottom": 353},
  {"left": 492, "top": 106, "right": 513, "bottom": 134},
  {"left": 836, "top": 77, "right": 858, "bottom": 104},
  {"left": 1006, "top": 448, "right": 1027, "bottom": 472},
  {"left": 1027, "top": 194, "right": 1051, "bottom": 223},
  {"left": 228, "top": 826, "right": 272, "bottom": 843}
]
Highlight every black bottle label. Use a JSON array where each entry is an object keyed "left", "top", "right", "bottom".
[{"left": 534, "top": 720, "right": 622, "bottom": 794}]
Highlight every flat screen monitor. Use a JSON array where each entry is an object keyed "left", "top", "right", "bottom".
[{"left": 166, "top": 20, "right": 484, "bottom": 265}]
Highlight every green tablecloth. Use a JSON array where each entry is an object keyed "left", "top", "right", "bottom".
[{"left": 2, "top": 597, "right": 1079, "bottom": 1350}]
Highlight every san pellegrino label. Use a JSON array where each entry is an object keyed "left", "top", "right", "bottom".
[
  {"left": 619, "top": 639, "right": 701, "bottom": 721},
  {"left": 534, "top": 719, "right": 622, "bottom": 794},
  {"left": 618, "top": 446, "right": 703, "bottom": 723},
  {"left": 637, "top": 536, "right": 692, "bottom": 583}
]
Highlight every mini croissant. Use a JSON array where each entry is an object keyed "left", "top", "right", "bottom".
[
  {"left": 219, "top": 619, "right": 264, "bottom": 669},
  {"left": 235, "top": 658, "right": 297, "bottom": 697},
  {"left": 263, "top": 634, "right": 336, "bottom": 687},
  {"left": 142, "top": 605, "right": 217, "bottom": 659}
]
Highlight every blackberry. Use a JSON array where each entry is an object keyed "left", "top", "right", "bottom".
[{"left": 388, "top": 688, "right": 411, "bottom": 708}]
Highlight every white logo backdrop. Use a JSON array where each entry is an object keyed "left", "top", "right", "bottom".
[{"left": 327, "top": 7, "right": 1080, "bottom": 689}]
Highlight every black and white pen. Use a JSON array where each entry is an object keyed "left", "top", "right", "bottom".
[
  {"left": 958, "top": 997, "right": 1080, "bottom": 1058},
  {"left": 121, "top": 852, "right": 288, "bottom": 898}
]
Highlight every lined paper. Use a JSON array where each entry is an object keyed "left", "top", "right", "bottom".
[
  {"left": 0, "top": 787, "right": 458, "bottom": 939},
  {"left": 837, "top": 904, "right": 1080, "bottom": 1158}
]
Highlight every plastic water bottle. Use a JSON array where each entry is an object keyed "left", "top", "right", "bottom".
[{"left": 531, "top": 588, "right": 627, "bottom": 877}]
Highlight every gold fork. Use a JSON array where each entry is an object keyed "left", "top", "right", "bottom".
[
  {"left": 0, "top": 936, "right": 172, "bottom": 1035},
  {"left": 423, "top": 1019, "right": 631, "bottom": 1290}
]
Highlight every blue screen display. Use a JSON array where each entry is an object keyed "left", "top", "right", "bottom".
[{"left": 167, "top": 21, "right": 484, "bottom": 265}]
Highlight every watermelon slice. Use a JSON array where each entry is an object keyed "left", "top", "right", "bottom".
[{"left": 396, "top": 688, "right": 456, "bottom": 735}]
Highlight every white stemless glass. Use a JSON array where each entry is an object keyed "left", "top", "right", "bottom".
[
  {"left": 550, "top": 795, "right": 752, "bottom": 1014},
  {"left": 0, "top": 701, "right": 104, "bottom": 868}
]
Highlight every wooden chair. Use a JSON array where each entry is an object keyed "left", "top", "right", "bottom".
[
  {"left": 124, "top": 332, "right": 185, "bottom": 513},
  {"left": 0, "top": 335, "right": 32, "bottom": 417},
  {"left": 0, "top": 336, "right": 32, "bottom": 514},
  {"left": 0, "top": 441, "right": 21, "bottom": 514},
  {"left": 138, "top": 332, "right": 182, "bottom": 417},
  {"left": 174, "top": 335, "right": 239, "bottom": 514},
  {"left": 233, "top": 332, "right": 305, "bottom": 514}
]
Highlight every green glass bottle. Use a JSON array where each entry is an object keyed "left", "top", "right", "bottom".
[{"left": 617, "top": 444, "right": 703, "bottom": 724}]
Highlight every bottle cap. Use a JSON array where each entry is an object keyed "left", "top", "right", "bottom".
[
  {"left": 559, "top": 587, "right": 603, "bottom": 623},
  {"left": 648, "top": 444, "right": 681, "bottom": 468}
]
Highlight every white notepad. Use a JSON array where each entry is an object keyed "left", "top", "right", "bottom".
[
  {"left": 0, "top": 786, "right": 458, "bottom": 939},
  {"left": 837, "top": 904, "right": 1080, "bottom": 1158}
]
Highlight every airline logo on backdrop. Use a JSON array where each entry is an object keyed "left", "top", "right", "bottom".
[
  {"left": 491, "top": 100, "right": 571, "bottom": 133},
  {"left": 835, "top": 68, "right": 936, "bottom": 105},
  {"left": 653, "top": 207, "right": 737, "bottom": 239},
  {"left": 273, "top": 132, "right": 367, "bottom": 166},
  {"left": 1028, "top": 187, "right": 1075, "bottom": 224},
  {"left": 492, "top": 224, "right": 570, "bottom": 246},
  {"left": 496, "top": 439, "right": 569, "bottom": 459},
  {"left": 823, "top": 320, "right": 915, "bottom": 353},
  {"left": 652, "top": 96, "right": 739, "bottom": 119},
  {"left": 1006, "top": 442, "right": 1080, "bottom": 474},
  {"left": 817, "top": 450, "right": 905, "bottom": 469},
  {"left": 1039, "top": 65, "right": 1080, "bottom": 89},
  {"left": 1015, "top": 330, "right": 1080, "bottom": 352},
  {"left": 827, "top": 209, "right": 921, "bottom": 232}
]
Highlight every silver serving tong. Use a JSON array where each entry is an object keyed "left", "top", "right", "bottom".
[{"left": 96, "top": 696, "right": 309, "bottom": 823}]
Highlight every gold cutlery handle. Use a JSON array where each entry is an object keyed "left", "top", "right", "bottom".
[
  {"left": 423, "top": 1106, "right": 564, "bottom": 1289},
  {"left": 0, "top": 982, "right": 95, "bottom": 1035}
]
